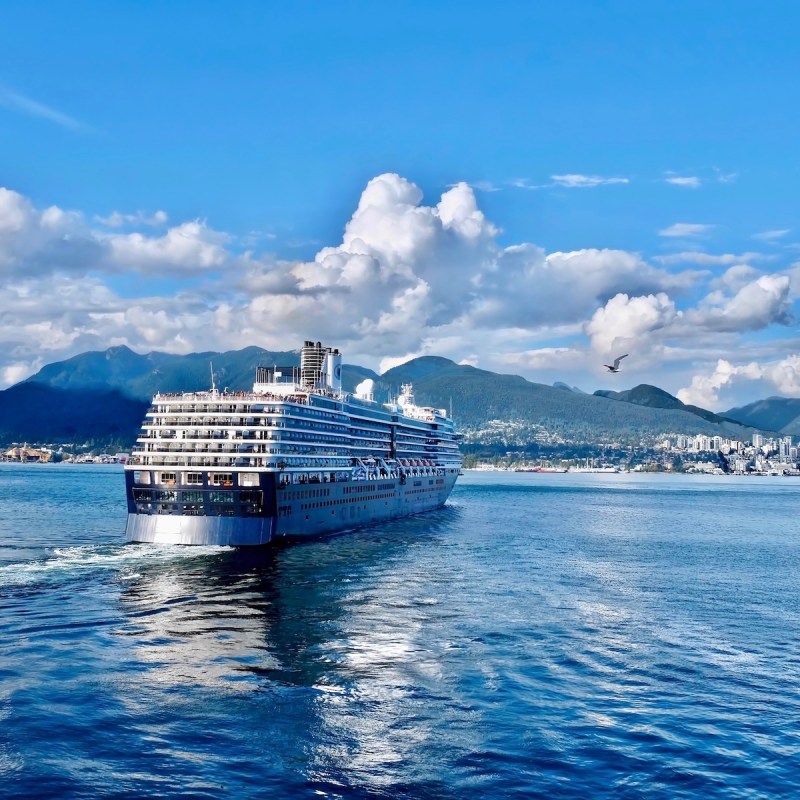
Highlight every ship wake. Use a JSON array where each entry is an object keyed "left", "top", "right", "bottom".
[{"left": 0, "top": 543, "right": 232, "bottom": 588}]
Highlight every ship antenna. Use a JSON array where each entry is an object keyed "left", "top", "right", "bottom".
[{"left": 210, "top": 361, "right": 216, "bottom": 395}]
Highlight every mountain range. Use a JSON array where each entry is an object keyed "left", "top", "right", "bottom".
[{"left": 1, "top": 344, "right": 796, "bottom": 449}]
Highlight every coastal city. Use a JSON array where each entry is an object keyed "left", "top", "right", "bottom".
[
  {"left": 469, "top": 430, "right": 800, "bottom": 475},
  {"left": 4, "top": 431, "right": 799, "bottom": 476}
]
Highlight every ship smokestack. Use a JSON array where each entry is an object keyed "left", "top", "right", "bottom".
[{"left": 322, "top": 350, "right": 342, "bottom": 392}]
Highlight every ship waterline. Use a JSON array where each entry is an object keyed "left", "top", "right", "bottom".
[{"left": 124, "top": 341, "right": 462, "bottom": 545}]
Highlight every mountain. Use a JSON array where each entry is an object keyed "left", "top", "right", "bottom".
[
  {"left": 379, "top": 360, "right": 756, "bottom": 440},
  {"left": 594, "top": 384, "right": 739, "bottom": 427},
  {"left": 553, "top": 381, "right": 585, "bottom": 394},
  {"left": 724, "top": 397, "right": 800, "bottom": 435},
  {"left": 23, "top": 345, "right": 379, "bottom": 401},
  {"left": 23, "top": 345, "right": 293, "bottom": 400},
  {"left": 0, "top": 383, "right": 148, "bottom": 447},
  {"left": 2, "top": 346, "right": 762, "bottom": 449}
]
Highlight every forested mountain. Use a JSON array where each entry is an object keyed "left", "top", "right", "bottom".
[
  {"left": 23, "top": 345, "right": 380, "bottom": 400},
  {"left": 723, "top": 397, "right": 800, "bottom": 435},
  {"left": 0, "top": 383, "right": 147, "bottom": 447},
  {"left": 1, "top": 345, "right": 764, "bottom": 448},
  {"left": 379, "top": 359, "right": 757, "bottom": 440},
  {"left": 594, "top": 384, "right": 740, "bottom": 428}
]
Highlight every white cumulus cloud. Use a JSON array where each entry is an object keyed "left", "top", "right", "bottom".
[
  {"left": 692, "top": 274, "right": 791, "bottom": 332},
  {"left": 678, "top": 353, "right": 800, "bottom": 408},
  {"left": 585, "top": 293, "right": 679, "bottom": 358},
  {"left": 105, "top": 220, "right": 232, "bottom": 272},
  {"left": 677, "top": 359, "right": 763, "bottom": 407},
  {"left": 1, "top": 172, "right": 800, "bottom": 408}
]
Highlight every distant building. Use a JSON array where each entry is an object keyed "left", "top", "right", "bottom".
[{"left": 3, "top": 446, "right": 51, "bottom": 463}]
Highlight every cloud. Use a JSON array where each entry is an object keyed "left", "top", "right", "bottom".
[
  {"left": 0, "top": 188, "right": 230, "bottom": 278},
  {"left": 502, "top": 347, "right": 586, "bottom": 370},
  {"left": 678, "top": 353, "right": 800, "bottom": 408},
  {"left": 585, "top": 293, "right": 679, "bottom": 357},
  {"left": 509, "top": 174, "right": 629, "bottom": 190},
  {"left": 550, "top": 174, "right": 629, "bottom": 188},
  {"left": 0, "top": 187, "right": 104, "bottom": 277},
  {"left": 1, "top": 172, "right": 799, "bottom": 408},
  {"left": 691, "top": 274, "right": 791, "bottom": 332},
  {"left": 462, "top": 181, "right": 500, "bottom": 193},
  {"left": 0, "top": 84, "right": 89, "bottom": 132},
  {"left": 764, "top": 354, "right": 800, "bottom": 395},
  {"left": 354, "top": 378, "right": 375, "bottom": 398},
  {"left": 714, "top": 169, "right": 738, "bottom": 184},
  {"left": 3, "top": 174, "right": 689, "bottom": 386},
  {"left": 655, "top": 251, "right": 767, "bottom": 266},
  {"left": 2, "top": 362, "right": 42, "bottom": 387},
  {"left": 509, "top": 178, "right": 541, "bottom": 190},
  {"left": 752, "top": 229, "right": 791, "bottom": 242},
  {"left": 658, "top": 223, "right": 715, "bottom": 238},
  {"left": 105, "top": 220, "right": 232, "bottom": 272},
  {"left": 677, "top": 359, "right": 763, "bottom": 407},
  {"left": 94, "top": 210, "right": 169, "bottom": 228},
  {"left": 665, "top": 176, "right": 701, "bottom": 188},
  {"left": 709, "top": 264, "right": 761, "bottom": 292}
]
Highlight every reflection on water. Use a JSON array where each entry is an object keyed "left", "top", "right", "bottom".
[
  {"left": 112, "top": 508, "right": 468, "bottom": 793},
  {"left": 117, "top": 508, "right": 459, "bottom": 688}
]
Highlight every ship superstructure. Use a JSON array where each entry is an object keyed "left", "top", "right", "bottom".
[{"left": 124, "top": 341, "right": 462, "bottom": 545}]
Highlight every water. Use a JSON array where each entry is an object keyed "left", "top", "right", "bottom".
[{"left": 1, "top": 464, "right": 799, "bottom": 799}]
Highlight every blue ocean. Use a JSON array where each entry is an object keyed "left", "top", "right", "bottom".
[{"left": 1, "top": 463, "right": 798, "bottom": 799}]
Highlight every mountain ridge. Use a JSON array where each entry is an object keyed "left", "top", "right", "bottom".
[
  {"left": 594, "top": 384, "right": 745, "bottom": 428},
  {"left": 0, "top": 344, "right": 774, "bottom": 447}
]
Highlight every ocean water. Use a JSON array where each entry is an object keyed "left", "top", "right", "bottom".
[{"left": 1, "top": 464, "right": 799, "bottom": 799}]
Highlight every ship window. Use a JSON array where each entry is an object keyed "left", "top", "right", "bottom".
[
  {"left": 160, "top": 472, "right": 177, "bottom": 485},
  {"left": 211, "top": 472, "right": 233, "bottom": 486},
  {"left": 186, "top": 472, "right": 203, "bottom": 485},
  {"left": 239, "top": 472, "right": 259, "bottom": 487},
  {"left": 209, "top": 490, "right": 234, "bottom": 503},
  {"left": 239, "top": 490, "right": 263, "bottom": 504},
  {"left": 134, "top": 471, "right": 151, "bottom": 484}
]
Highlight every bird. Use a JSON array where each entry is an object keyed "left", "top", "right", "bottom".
[{"left": 604, "top": 354, "right": 628, "bottom": 373}]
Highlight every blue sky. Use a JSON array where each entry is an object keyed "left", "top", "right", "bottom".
[{"left": 1, "top": 1, "right": 799, "bottom": 408}]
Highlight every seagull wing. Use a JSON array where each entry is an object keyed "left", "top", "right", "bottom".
[{"left": 613, "top": 354, "right": 629, "bottom": 369}]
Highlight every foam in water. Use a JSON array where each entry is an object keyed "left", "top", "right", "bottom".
[{"left": 0, "top": 543, "right": 232, "bottom": 588}]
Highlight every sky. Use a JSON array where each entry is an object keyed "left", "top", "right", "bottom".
[{"left": 1, "top": 0, "right": 799, "bottom": 410}]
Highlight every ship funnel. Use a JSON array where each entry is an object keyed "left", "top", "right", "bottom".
[{"left": 322, "top": 350, "right": 342, "bottom": 392}]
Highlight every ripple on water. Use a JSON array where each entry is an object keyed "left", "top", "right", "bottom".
[{"left": 1, "top": 468, "right": 800, "bottom": 797}]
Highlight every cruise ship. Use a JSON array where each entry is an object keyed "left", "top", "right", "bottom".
[{"left": 124, "top": 341, "right": 463, "bottom": 545}]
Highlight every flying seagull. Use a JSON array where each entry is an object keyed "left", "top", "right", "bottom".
[{"left": 604, "top": 354, "right": 628, "bottom": 373}]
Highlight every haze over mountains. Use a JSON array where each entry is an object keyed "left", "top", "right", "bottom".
[{"left": 1, "top": 344, "right": 795, "bottom": 448}]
